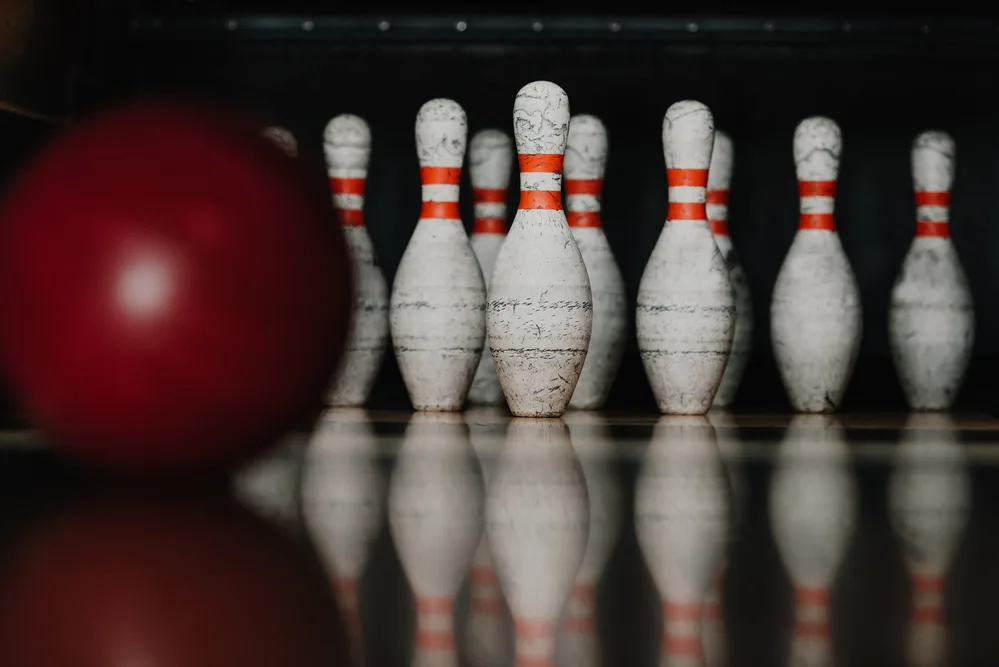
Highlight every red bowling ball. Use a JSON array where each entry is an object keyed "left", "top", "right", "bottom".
[{"left": 0, "top": 99, "right": 352, "bottom": 473}]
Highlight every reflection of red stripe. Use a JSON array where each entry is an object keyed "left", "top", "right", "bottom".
[
  {"left": 474, "top": 187, "right": 506, "bottom": 203},
  {"left": 799, "top": 213, "right": 835, "bottom": 230},
  {"left": 519, "top": 154, "right": 563, "bottom": 172},
  {"left": 915, "top": 191, "right": 950, "bottom": 207},
  {"left": 337, "top": 209, "right": 364, "bottom": 227},
  {"left": 667, "top": 168, "right": 708, "bottom": 187},
  {"left": 519, "top": 190, "right": 562, "bottom": 210},
  {"left": 420, "top": 201, "right": 460, "bottom": 220},
  {"left": 799, "top": 180, "right": 836, "bottom": 197},
  {"left": 420, "top": 166, "right": 461, "bottom": 184},
  {"left": 565, "top": 179, "right": 602, "bottom": 195},
  {"left": 668, "top": 202, "right": 707, "bottom": 221},
  {"left": 710, "top": 219, "right": 728, "bottom": 235},
  {"left": 706, "top": 189, "right": 728, "bottom": 204},
  {"left": 567, "top": 211, "right": 601, "bottom": 228},
  {"left": 331, "top": 177, "right": 365, "bottom": 195}
]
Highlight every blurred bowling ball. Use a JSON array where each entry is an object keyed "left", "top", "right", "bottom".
[
  {"left": 0, "top": 98, "right": 352, "bottom": 473},
  {"left": 0, "top": 491, "right": 345, "bottom": 667}
]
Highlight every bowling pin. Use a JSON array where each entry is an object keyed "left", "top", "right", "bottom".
[
  {"left": 707, "top": 132, "right": 753, "bottom": 408},
  {"left": 464, "top": 406, "right": 514, "bottom": 667},
  {"left": 563, "top": 115, "right": 627, "bottom": 411},
  {"left": 467, "top": 129, "right": 514, "bottom": 407},
  {"left": 301, "top": 409, "right": 386, "bottom": 667},
  {"left": 888, "top": 131, "right": 974, "bottom": 411},
  {"left": 769, "top": 415, "right": 857, "bottom": 667},
  {"left": 635, "top": 416, "right": 730, "bottom": 667},
  {"left": 391, "top": 99, "right": 487, "bottom": 411},
  {"left": 636, "top": 101, "right": 735, "bottom": 415},
  {"left": 323, "top": 114, "right": 390, "bottom": 407},
  {"left": 486, "top": 418, "right": 590, "bottom": 667},
  {"left": 232, "top": 431, "right": 306, "bottom": 532},
  {"left": 263, "top": 125, "right": 298, "bottom": 157},
  {"left": 559, "top": 412, "right": 623, "bottom": 667},
  {"left": 771, "top": 117, "right": 862, "bottom": 413},
  {"left": 487, "top": 81, "right": 593, "bottom": 418},
  {"left": 388, "top": 413, "right": 484, "bottom": 667},
  {"left": 888, "top": 413, "right": 969, "bottom": 667}
]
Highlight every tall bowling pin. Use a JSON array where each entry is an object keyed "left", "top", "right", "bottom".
[
  {"left": 771, "top": 117, "right": 862, "bottom": 413},
  {"left": 467, "top": 129, "right": 514, "bottom": 407},
  {"left": 888, "top": 413, "right": 969, "bottom": 667},
  {"left": 636, "top": 101, "right": 735, "bottom": 415},
  {"left": 391, "top": 99, "right": 487, "bottom": 411},
  {"left": 888, "top": 131, "right": 974, "bottom": 411},
  {"left": 564, "top": 115, "right": 627, "bottom": 410},
  {"left": 301, "top": 409, "right": 386, "bottom": 667},
  {"left": 707, "top": 131, "right": 753, "bottom": 408},
  {"left": 635, "top": 416, "right": 730, "bottom": 667},
  {"left": 388, "top": 413, "right": 484, "bottom": 667},
  {"left": 769, "top": 415, "right": 857, "bottom": 667},
  {"left": 487, "top": 81, "right": 593, "bottom": 418},
  {"left": 486, "top": 418, "right": 590, "bottom": 667},
  {"left": 324, "top": 114, "right": 390, "bottom": 406}
]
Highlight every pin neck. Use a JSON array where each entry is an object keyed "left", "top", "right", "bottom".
[
  {"left": 563, "top": 582, "right": 597, "bottom": 633},
  {"left": 706, "top": 188, "right": 729, "bottom": 236},
  {"left": 793, "top": 586, "right": 830, "bottom": 639},
  {"left": 514, "top": 618, "right": 557, "bottom": 666},
  {"left": 797, "top": 180, "right": 836, "bottom": 231},
  {"left": 910, "top": 574, "right": 944, "bottom": 625},
  {"left": 330, "top": 177, "right": 367, "bottom": 227},
  {"left": 518, "top": 153, "right": 564, "bottom": 212},
  {"left": 914, "top": 191, "right": 951, "bottom": 237},
  {"left": 666, "top": 168, "right": 708, "bottom": 222},
  {"left": 564, "top": 177, "right": 603, "bottom": 228},
  {"left": 469, "top": 565, "right": 504, "bottom": 613},
  {"left": 415, "top": 596, "right": 456, "bottom": 651},
  {"left": 420, "top": 165, "right": 462, "bottom": 221},
  {"left": 473, "top": 187, "right": 508, "bottom": 234},
  {"left": 661, "top": 601, "right": 703, "bottom": 658}
]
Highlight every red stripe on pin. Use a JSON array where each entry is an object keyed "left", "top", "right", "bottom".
[
  {"left": 420, "top": 201, "right": 460, "bottom": 220},
  {"left": 667, "top": 168, "right": 708, "bottom": 187},
  {"left": 915, "top": 191, "right": 950, "bottom": 207},
  {"left": 567, "top": 211, "right": 601, "bottom": 228},
  {"left": 799, "top": 180, "right": 837, "bottom": 197},
  {"left": 706, "top": 188, "right": 728, "bottom": 204},
  {"left": 337, "top": 209, "right": 364, "bottom": 227},
  {"left": 799, "top": 213, "right": 836, "bottom": 231},
  {"left": 710, "top": 219, "right": 728, "bottom": 235},
  {"left": 916, "top": 221, "right": 949, "bottom": 237},
  {"left": 519, "top": 154, "right": 564, "bottom": 172},
  {"left": 331, "top": 177, "right": 365, "bottom": 196},
  {"left": 420, "top": 166, "right": 462, "bottom": 185},
  {"left": 519, "top": 190, "right": 562, "bottom": 211},
  {"left": 565, "top": 178, "right": 602, "bottom": 196},
  {"left": 474, "top": 187, "right": 507, "bottom": 203},
  {"left": 668, "top": 201, "right": 707, "bottom": 221}
]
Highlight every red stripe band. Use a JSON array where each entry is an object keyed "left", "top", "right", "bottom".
[
  {"left": 668, "top": 202, "right": 708, "bottom": 221},
  {"left": 474, "top": 218, "right": 506, "bottom": 234},
  {"left": 331, "top": 177, "right": 365, "bottom": 195},
  {"left": 565, "top": 178, "right": 602, "bottom": 195},
  {"left": 474, "top": 187, "right": 507, "bottom": 203},
  {"left": 567, "top": 211, "right": 601, "bottom": 228},
  {"left": 519, "top": 154, "right": 564, "bottom": 172},
  {"left": 337, "top": 209, "right": 364, "bottom": 227},
  {"left": 799, "top": 180, "right": 836, "bottom": 197},
  {"left": 421, "top": 166, "right": 461, "bottom": 185},
  {"left": 799, "top": 213, "right": 836, "bottom": 230},
  {"left": 662, "top": 635, "right": 702, "bottom": 655},
  {"left": 710, "top": 219, "right": 728, "bottom": 235},
  {"left": 519, "top": 190, "right": 562, "bottom": 210},
  {"left": 915, "top": 191, "right": 950, "bottom": 207},
  {"left": 706, "top": 188, "right": 728, "bottom": 204},
  {"left": 667, "top": 168, "right": 709, "bottom": 187},
  {"left": 420, "top": 201, "right": 460, "bottom": 220}
]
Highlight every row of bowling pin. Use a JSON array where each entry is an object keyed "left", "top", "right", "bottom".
[
  {"left": 272, "top": 79, "right": 974, "bottom": 416},
  {"left": 238, "top": 410, "right": 969, "bottom": 667}
]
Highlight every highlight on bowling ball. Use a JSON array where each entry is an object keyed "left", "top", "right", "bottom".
[
  {"left": 0, "top": 491, "right": 345, "bottom": 666},
  {"left": 0, "top": 98, "right": 353, "bottom": 474}
]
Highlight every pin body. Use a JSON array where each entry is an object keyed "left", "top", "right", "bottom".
[
  {"left": 564, "top": 115, "right": 627, "bottom": 411},
  {"left": 771, "top": 117, "right": 862, "bottom": 413},
  {"left": 468, "top": 130, "right": 514, "bottom": 407},
  {"left": 487, "top": 81, "right": 592, "bottom": 418},
  {"left": 637, "top": 101, "right": 735, "bottom": 415},
  {"left": 485, "top": 418, "right": 589, "bottom": 667},
  {"left": 707, "top": 132, "right": 752, "bottom": 408},
  {"left": 889, "top": 131, "right": 973, "bottom": 411},
  {"left": 301, "top": 409, "right": 385, "bottom": 667},
  {"left": 324, "top": 115, "right": 390, "bottom": 406},
  {"left": 391, "top": 100, "right": 487, "bottom": 411}
]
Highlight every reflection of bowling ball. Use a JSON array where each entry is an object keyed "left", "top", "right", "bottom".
[
  {"left": 0, "top": 490, "right": 344, "bottom": 666},
  {"left": 0, "top": 99, "right": 352, "bottom": 473}
]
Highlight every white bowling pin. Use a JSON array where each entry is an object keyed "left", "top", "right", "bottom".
[
  {"left": 888, "top": 131, "right": 974, "bottom": 411},
  {"left": 468, "top": 129, "right": 514, "bottom": 407},
  {"left": 636, "top": 101, "right": 735, "bottom": 415},
  {"left": 232, "top": 431, "right": 306, "bottom": 532},
  {"left": 262, "top": 125, "right": 298, "bottom": 156},
  {"left": 300, "top": 409, "right": 386, "bottom": 667},
  {"left": 323, "top": 114, "right": 390, "bottom": 407},
  {"left": 562, "top": 115, "right": 627, "bottom": 411},
  {"left": 559, "top": 412, "right": 624, "bottom": 667},
  {"left": 487, "top": 81, "right": 593, "bottom": 418},
  {"left": 888, "top": 413, "right": 969, "bottom": 667},
  {"left": 486, "top": 418, "right": 590, "bottom": 667},
  {"left": 769, "top": 415, "right": 857, "bottom": 667},
  {"left": 707, "top": 132, "right": 753, "bottom": 408},
  {"left": 391, "top": 99, "right": 487, "bottom": 411},
  {"left": 388, "top": 413, "right": 484, "bottom": 667},
  {"left": 464, "top": 407, "right": 514, "bottom": 667},
  {"left": 635, "top": 416, "right": 730, "bottom": 667},
  {"left": 771, "top": 117, "right": 862, "bottom": 413}
]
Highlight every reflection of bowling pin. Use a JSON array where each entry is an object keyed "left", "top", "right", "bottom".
[
  {"left": 486, "top": 418, "right": 589, "bottom": 667},
  {"left": 888, "top": 414, "right": 969, "bottom": 667},
  {"left": 636, "top": 101, "right": 735, "bottom": 415},
  {"left": 771, "top": 117, "right": 862, "bottom": 413},
  {"left": 769, "top": 415, "right": 857, "bottom": 667},
  {"left": 487, "top": 81, "right": 593, "bottom": 418},
  {"left": 233, "top": 431, "right": 306, "bottom": 532},
  {"left": 635, "top": 416, "right": 730, "bottom": 667},
  {"left": 888, "top": 131, "right": 974, "bottom": 411},
  {"left": 702, "top": 409, "right": 746, "bottom": 667},
  {"left": 391, "top": 99, "right": 487, "bottom": 411},
  {"left": 468, "top": 129, "right": 514, "bottom": 407},
  {"left": 564, "top": 115, "right": 627, "bottom": 411},
  {"left": 323, "top": 114, "right": 390, "bottom": 407},
  {"left": 707, "top": 132, "right": 752, "bottom": 408},
  {"left": 301, "top": 409, "right": 386, "bottom": 667},
  {"left": 263, "top": 125, "right": 298, "bottom": 156},
  {"left": 464, "top": 407, "right": 514, "bottom": 667},
  {"left": 388, "top": 413, "right": 484, "bottom": 667},
  {"left": 559, "top": 412, "right": 623, "bottom": 667}
]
